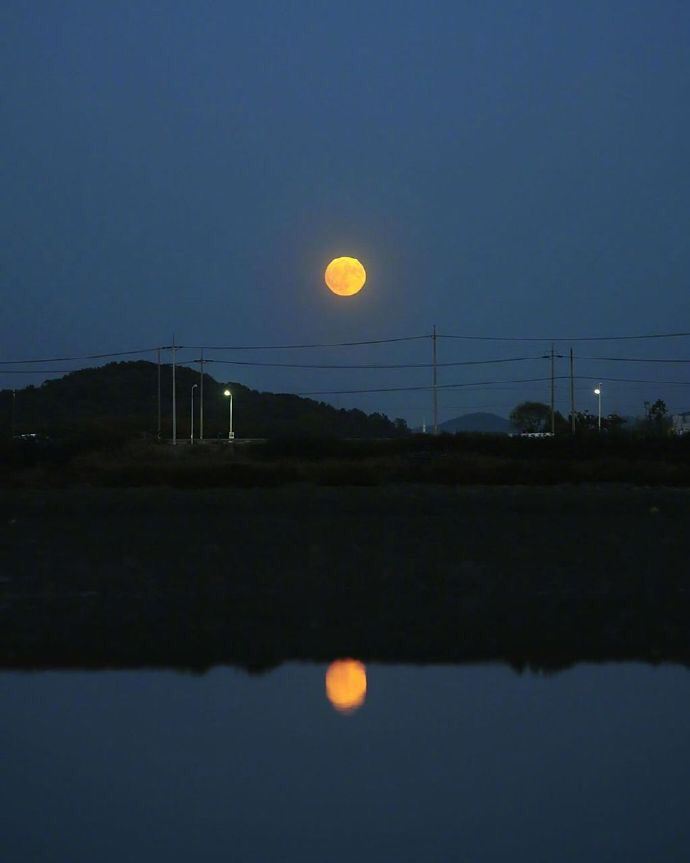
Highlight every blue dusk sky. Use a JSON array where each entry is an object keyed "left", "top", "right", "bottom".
[{"left": 3, "top": 1, "right": 690, "bottom": 423}]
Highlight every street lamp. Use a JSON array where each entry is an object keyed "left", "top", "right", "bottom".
[
  {"left": 190, "top": 384, "right": 198, "bottom": 443},
  {"left": 224, "top": 389, "right": 234, "bottom": 440},
  {"left": 594, "top": 385, "right": 602, "bottom": 431}
]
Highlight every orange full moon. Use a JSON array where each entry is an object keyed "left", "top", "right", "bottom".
[
  {"left": 325, "top": 659, "right": 367, "bottom": 713},
  {"left": 325, "top": 256, "right": 366, "bottom": 296}
]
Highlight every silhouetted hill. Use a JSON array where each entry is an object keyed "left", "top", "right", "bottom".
[
  {"left": 0, "top": 361, "right": 408, "bottom": 440},
  {"left": 439, "top": 412, "right": 513, "bottom": 434}
]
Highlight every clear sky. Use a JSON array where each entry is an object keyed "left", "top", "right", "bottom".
[{"left": 3, "top": 1, "right": 690, "bottom": 424}]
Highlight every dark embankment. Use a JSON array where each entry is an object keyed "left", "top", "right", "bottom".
[
  {"left": 2, "top": 432, "right": 690, "bottom": 487},
  {"left": 2, "top": 486, "right": 689, "bottom": 674}
]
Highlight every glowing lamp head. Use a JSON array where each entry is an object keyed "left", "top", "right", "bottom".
[
  {"left": 325, "top": 256, "right": 366, "bottom": 296},
  {"left": 224, "top": 389, "right": 231, "bottom": 397},
  {"left": 594, "top": 388, "right": 601, "bottom": 395}
]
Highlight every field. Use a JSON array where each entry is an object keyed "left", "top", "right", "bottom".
[
  {"left": 3, "top": 433, "right": 690, "bottom": 487},
  {"left": 2, "top": 484, "right": 689, "bottom": 673}
]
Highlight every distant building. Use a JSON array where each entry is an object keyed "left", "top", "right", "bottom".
[{"left": 671, "top": 412, "right": 690, "bottom": 435}]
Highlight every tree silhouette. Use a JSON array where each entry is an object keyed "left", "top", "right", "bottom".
[{"left": 509, "top": 401, "right": 550, "bottom": 433}]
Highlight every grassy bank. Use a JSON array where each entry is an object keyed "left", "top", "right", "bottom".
[
  {"left": 2, "top": 433, "right": 690, "bottom": 487},
  {"left": 2, "top": 485, "right": 689, "bottom": 672}
]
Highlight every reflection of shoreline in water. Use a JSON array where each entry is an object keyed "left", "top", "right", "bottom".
[
  {"left": 2, "top": 584, "right": 690, "bottom": 675},
  {"left": 3, "top": 486, "right": 690, "bottom": 675},
  {"left": 325, "top": 659, "right": 367, "bottom": 713}
]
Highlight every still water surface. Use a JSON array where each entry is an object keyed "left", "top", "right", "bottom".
[{"left": 2, "top": 663, "right": 689, "bottom": 862}]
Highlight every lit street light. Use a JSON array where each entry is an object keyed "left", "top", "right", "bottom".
[
  {"left": 190, "top": 384, "right": 198, "bottom": 443},
  {"left": 224, "top": 389, "right": 234, "bottom": 440},
  {"left": 594, "top": 385, "right": 602, "bottom": 431}
]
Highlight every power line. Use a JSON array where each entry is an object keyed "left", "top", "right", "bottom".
[
  {"left": 0, "top": 369, "right": 78, "bottom": 375},
  {"left": 0, "top": 348, "right": 159, "bottom": 365},
  {"left": 439, "top": 330, "right": 690, "bottom": 342},
  {"left": 1, "top": 327, "right": 689, "bottom": 365},
  {"left": 580, "top": 376, "right": 690, "bottom": 386},
  {"left": 297, "top": 377, "right": 565, "bottom": 396},
  {"left": 189, "top": 330, "right": 690, "bottom": 349},
  {"left": 3, "top": 364, "right": 685, "bottom": 391},
  {"left": 580, "top": 356, "right": 690, "bottom": 363},
  {"left": 5, "top": 353, "right": 689, "bottom": 374},
  {"left": 297, "top": 374, "right": 690, "bottom": 396},
  {"left": 181, "top": 355, "right": 542, "bottom": 370},
  {"left": 183, "top": 335, "right": 428, "bottom": 351}
]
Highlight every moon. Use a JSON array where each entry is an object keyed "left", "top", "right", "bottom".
[
  {"left": 325, "top": 659, "right": 367, "bottom": 713},
  {"left": 325, "top": 256, "right": 366, "bottom": 296}
]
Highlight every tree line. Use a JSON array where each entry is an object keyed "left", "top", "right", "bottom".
[{"left": 509, "top": 399, "right": 674, "bottom": 435}]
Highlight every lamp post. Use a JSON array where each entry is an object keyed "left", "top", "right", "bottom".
[
  {"left": 224, "top": 389, "right": 234, "bottom": 440},
  {"left": 594, "top": 385, "right": 602, "bottom": 431},
  {"left": 190, "top": 384, "right": 198, "bottom": 444}
]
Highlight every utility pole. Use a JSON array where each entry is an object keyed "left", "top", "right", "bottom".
[
  {"left": 432, "top": 324, "right": 438, "bottom": 435},
  {"left": 156, "top": 348, "right": 161, "bottom": 440},
  {"left": 10, "top": 389, "right": 16, "bottom": 438},
  {"left": 550, "top": 343, "right": 555, "bottom": 436},
  {"left": 172, "top": 334, "right": 177, "bottom": 446},
  {"left": 569, "top": 348, "right": 576, "bottom": 435},
  {"left": 199, "top": 348, "right": 204, "bottom": 441},
  {"left": 190, "top": 384, "right": 197, "bottom": 444}
]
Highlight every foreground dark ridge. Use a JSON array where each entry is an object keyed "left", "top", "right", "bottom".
[
  {"left": 3, "top": 434, "right": 690, "bottom": 488},
  {"left": 2, "top": 486, "right": 689, "bottom": 673}
]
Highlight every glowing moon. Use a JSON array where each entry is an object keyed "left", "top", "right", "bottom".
[
  {"left": 325, "top": 659, "right": 367, "bottom": 713},
  {"left": 325, "top": 257, "right": 366, "bottom": 296}
]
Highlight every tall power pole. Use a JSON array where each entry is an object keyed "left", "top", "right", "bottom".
[
  {"left": 199, "top": 348, "right": 204, "bottom": 441},
  {"left": 172, "top": 334, "right": 177, "bottom": 446},
  {"left": 432, "top": 324, "right": 438, "bottom": 435},
  {"left": 550, "top": 343, "right": 555, "bottom": 436},
  {"left": 570, "top": 348, "right": 576, "bottom": 435}
]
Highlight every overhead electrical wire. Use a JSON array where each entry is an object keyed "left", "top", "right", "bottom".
[
  {"left": 1, "top": 328, "right": 689, "bottom": 365},
  {"left": 579, "top": 375, "right": 690, "bottom": 385},
  {"left": 0, "top": 347, "right": 159, "bottom": 365},
  {"left": 439, "top": 330, "right": 690, "bottom": 342},
  {"left": 297, "top": 374, "right": 690, "bottom": 396},
  {"left": 3, "top": 357, "right": 688, "bottom": 386},
  {"left": 181, "top": 335, "right": 428, "bottom": 351},
  {"left": 4, "top": 351, "right": 690, "bottom": 372},
  {"left": 579, "top": 356, "right": 690, "bottom": 363},
  {"left": 297, "top": 377, "right": 568, "bottom": 396},
  {"left": 179, "top": 353, "right": 690, "bottom": 370},
  {"left": 0, "top": 369, "right": 78, "bottom": 374},
  {"left": 180, "top": 355, "right": 542, "bottom": 370},
  {"left": 186, "top": 330, "right": 690, "bottom": 349}
]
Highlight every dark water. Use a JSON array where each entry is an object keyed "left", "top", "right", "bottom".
[{"left": 2, "top": 663, "right": 689, "bottom": 862}]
